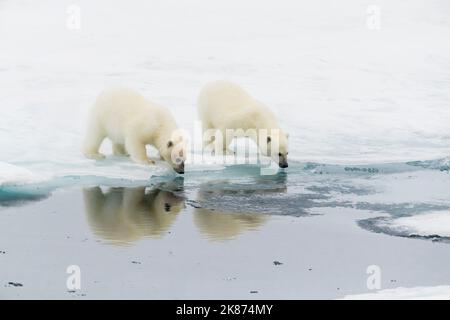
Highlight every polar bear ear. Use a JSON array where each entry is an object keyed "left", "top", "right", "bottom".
[
  {"left": 167, "top": 141, "right": 174, "bottom": 148},
  {"left": 267, "top": 136, "right": 271, "bottom": 144}
]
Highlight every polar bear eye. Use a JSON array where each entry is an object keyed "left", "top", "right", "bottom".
[
  {"left": 267, "top": 137, "right": 271, "bottom": 143},
  {"left": 278, "top": 153, "right": 282, "bottom": 157},
  {"left": 167, "top": 141, "right": 173, "bottom": 148}
]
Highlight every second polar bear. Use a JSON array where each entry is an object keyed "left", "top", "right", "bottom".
[
  {"left": 198, "top": 81, "right": 289, "bottom": 168},
  {"left": 83, "top": 87, "right": 185, "bottom": 174}
]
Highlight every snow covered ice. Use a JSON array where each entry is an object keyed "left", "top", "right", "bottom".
[{"left": 2, "top": 0, "right": 450, "bottom": 174}]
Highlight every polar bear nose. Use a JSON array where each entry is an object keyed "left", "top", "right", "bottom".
[
  {"left": 174, "top": 161, "right": 185, "bottom": 174},
  {"left": 279, "top": 157, "right": 288, "bottom": 168}
]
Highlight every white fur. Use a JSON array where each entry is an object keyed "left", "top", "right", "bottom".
[
  {"left": 197, "top": 81, "right": 289, "bottom": 167},
  {"left": 83, "top": 87, "right": 185, "bottom": 173}
]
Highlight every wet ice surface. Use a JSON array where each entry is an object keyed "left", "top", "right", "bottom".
[{"left": 2, "top": 162, "right": 450, "bottom": 299}]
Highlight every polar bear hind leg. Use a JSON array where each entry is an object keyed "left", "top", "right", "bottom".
[{"left": 83, "top": 122, "right": 106, "bottom": 160}]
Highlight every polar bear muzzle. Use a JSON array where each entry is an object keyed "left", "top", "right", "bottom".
[
  {"left": 278, "top": 153, "right": 288, "bottom": 168},
  {"left": 174, "top": 161, "right": 185, "bottom": 174}
]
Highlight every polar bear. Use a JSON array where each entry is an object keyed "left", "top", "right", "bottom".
[
  {"left": 197, "top": 80, "right": 289, "bottom": 168},
  {"left": 83, "top": 87, "right": 185, "bottom": 174}
]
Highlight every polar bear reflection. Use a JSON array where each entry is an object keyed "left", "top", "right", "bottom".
[
  {"left": 192, "top": 175, "right": 287, "bottom": 241},
  {"left": 83, "top": 187, "right": 184, "bottom": 244},
  {"left": 193, "top": 208, "right": 267, "bottom": 241},
  {"left": 84, "top": 173, "right": 285, "bottom": 243}
]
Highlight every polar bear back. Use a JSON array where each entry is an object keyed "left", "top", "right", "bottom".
[
  {"left": 197, "top": 80, "right": 278, "bottom": 130},
  {"left": 198, "top": 80, "right": 253, "bottom": 112},
  {"left": 91, "top": 87, "right": 166, "bottom": 139}
]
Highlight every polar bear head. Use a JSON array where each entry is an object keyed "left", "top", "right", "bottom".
[
  {"left": 263, "top": 130, "right": 289, "bottom": 168},
  {"left": 160, "top": 131, "right": 187, "bottom": 174}
]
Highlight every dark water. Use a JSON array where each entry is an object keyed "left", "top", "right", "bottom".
[{"left": 2, "top": 160, "right": 450, "bottom": 298}]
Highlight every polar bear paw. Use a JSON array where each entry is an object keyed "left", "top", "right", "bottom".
[
  {"left": 134, "top": 158, "right": 156, "bottom": 166},
  {"left": 211, "top": 149, "right": 236, "bottom": 156},
  {"left": 85, "top": 152, "right": 106, "bottom": 160}
]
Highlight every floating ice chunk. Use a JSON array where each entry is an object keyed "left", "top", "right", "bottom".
[
  {"left": 383, "top": 211, "right": 450, "bottom": 238},
  {"left": 342, "top": 285, "right": 450, "bottom": 300},
  {"left": 0, "top": 162, "right": 47, "bottom": 186},
  {"left": 407, "top": 157, "right": 450, "bottom": 171}
]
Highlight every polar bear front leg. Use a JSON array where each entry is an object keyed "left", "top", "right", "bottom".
[
  {"left": 211, "top": 128, "right": 235, "bottom": 156},
  {"left": 125, "top": 137, "right": 155, "bottom": 165},
  {"left": 202, "top": 126, "right": 217, "bottom": 152},
  {"left": 224, "top": 129, "right": 236, "bottom": 155}
]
